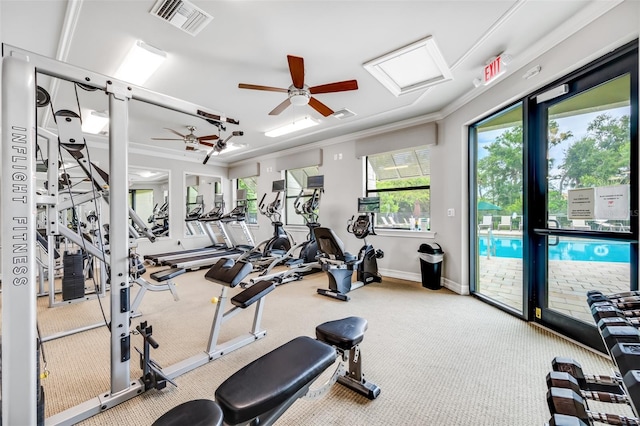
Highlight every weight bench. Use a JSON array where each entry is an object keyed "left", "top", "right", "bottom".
[
  {"left": 130, "top": 266, "right": 183, "bottom": 316},
  {"left": 153, "top": 316, "right": 380, "bottom": 426}
]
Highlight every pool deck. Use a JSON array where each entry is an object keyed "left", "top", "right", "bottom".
[{"left": 478, "top": 230, "right": 630, "bottom": 324}]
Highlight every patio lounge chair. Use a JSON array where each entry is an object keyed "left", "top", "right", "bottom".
[
  {"left": 478, "top": 215, "right": 493, "bottom": 231},
  {"left": 497, "top": 216, "right": 511, "bottom": 230}
]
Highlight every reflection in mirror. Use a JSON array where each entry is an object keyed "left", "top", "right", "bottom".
[
  {"left": 129, "top": 167, "right": 170, "bottom": 238},
  {"left": 185, "top": 173, "right": 221, "bottom": 237}
]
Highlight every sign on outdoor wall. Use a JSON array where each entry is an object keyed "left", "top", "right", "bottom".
[
  {"left": 567, "top": 185, "right": 629, "bottom": 220},
  {"left": 567, "top": 188, "right": 594, "bottom": 219}
]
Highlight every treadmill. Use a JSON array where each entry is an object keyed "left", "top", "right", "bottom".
[
  {"left": 144, "top": 194, "right": 230, "bottom": 265},
  {"left": 163, "top": 190, "right": 255, "bottom": 270}
]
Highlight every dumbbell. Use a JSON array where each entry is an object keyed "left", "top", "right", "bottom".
[
  {"left": 588, "top": 290, "right": 640, "bottom": 300},
  {"left": 597, "top": 317, "right": 640, "bottom": 331},
  {"left": 592, "top": 300, "right": 640, "bottom": 314},
  {"left": 610, "top": 343, "right": 640, "bottom": 378},
  {"left": 552, "top": 357, "right": 624, "bottom": 393},
  {"left": 599, "top": 325, "right": 640, "bottom": 354},
  {"left": 592, "top": 304, "right": 640, "bottom": 323},
  {"left": 546, "top": 413, "right": 589, "bottom": 426},
  {"left": 547, "top": 387, "right": 640, "bottom": 425},
  {"left": 588, "top": 293, "right": 640, "bottom": 307},
  {"left": 546, "top": 371, "right": 629, "bottom": 405}
]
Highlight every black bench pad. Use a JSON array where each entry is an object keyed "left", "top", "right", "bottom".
[
  {"left": 215, "top": 336, "right": 336, "bottom": 425},
  {"left": 315, "top": 316, "right": 367, "bottom": 351},
  {"left": 231, "top": 280, "right": 275, "bottom": 308},
  {"left": 152, "top": 399, "right": 223, "bottom": 426},
  {"left": 150, "top": 267, "right": 186, "bottom": 282},
  {"left": 205, "top": 259, "right": 252, "bottom": 288}
]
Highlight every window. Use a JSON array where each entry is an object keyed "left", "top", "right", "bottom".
[
  {"left": 366, "top": 147, "right": 430, "bottom": 231},
  {"left": 237, "top": 176, "right": 258, "bottom": 224},
  {"left": 285, "top": 166, "right": 320, "bottom": 225}
]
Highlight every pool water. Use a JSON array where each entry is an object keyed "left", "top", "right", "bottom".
[{"left": 478, "top": 236, "right": 629, "bottom": 262}]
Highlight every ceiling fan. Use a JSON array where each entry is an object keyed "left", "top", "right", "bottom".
[
  {"left": 152, "top": 126, "right": 219, "bottom": 151},
  {"left": 238, "top": 55, "right": 358, "bottom": 117}
]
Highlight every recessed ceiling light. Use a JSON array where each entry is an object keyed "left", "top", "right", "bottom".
[
  {"left": 114, "top": 40, "right": 167, "bottom": 86},
  {"left": 364, "top": 36, "right": 452, "bottom": 97},
  {"left": 81, "top": 110, "right": 109, "bottom": 134}
]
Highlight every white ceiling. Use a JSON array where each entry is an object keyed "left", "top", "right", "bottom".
[{"left": 1, "top": 0, "right": 621, "bottom": 166}]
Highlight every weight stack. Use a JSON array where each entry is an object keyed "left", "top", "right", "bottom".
[{"left": 62, "top": 251, "right": 85, "bottom": 301}]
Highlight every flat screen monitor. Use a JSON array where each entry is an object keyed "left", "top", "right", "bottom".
[
  {"left": 272, "top": 179, "right": 285, "bottom": 192},
  {"left": 195, "top": 195, "right": 204, "bottom": 204},
  {"left": 213, "top": 194, "right": 224, "bottom": 206},
  {"left": 358, "top": 197, "right": 380, "bottom": 213},
  {"left": 236, "top": 188, "right": 247, "bottom": 202},
  {"left": 307, "top": 175, "right": 324, "bottom": 189}
]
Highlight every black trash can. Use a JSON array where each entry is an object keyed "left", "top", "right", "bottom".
[{"left": 418, "top": 243, "right": 444, "bottom": 290}]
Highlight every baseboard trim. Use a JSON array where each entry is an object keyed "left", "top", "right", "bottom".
[{"left": 379, "top": 268, "right": 468, "bottom": 295}]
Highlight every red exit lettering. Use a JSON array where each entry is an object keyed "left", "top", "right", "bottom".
[{"left": 484, "top": 56, "right": 502, "bottom": 84}]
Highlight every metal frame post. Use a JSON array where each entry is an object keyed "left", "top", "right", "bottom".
[{"left": 2, "top": 53, "right": 38, "bottom": 425}]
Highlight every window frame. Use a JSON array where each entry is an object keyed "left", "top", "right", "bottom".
[
  {"left": 237, "top": 176, "right": 258, "bottom": 224},
  {"left": 365, "top": 147, "right": 431, "bottom": 232}
]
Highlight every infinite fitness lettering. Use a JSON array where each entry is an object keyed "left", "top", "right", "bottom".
[{"left": 9, "top": 125, "right": 30, "bottom": 286}]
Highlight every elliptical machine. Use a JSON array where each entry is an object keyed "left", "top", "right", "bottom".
[
  {"left": 238, "top": 179, "right": 293, "bottom": 270},
  {"left": 316, "top": 197, "right": 384, "bottom": 301},
  {"left": 287, "top": 174, "right": 323, "bottom": 269}
]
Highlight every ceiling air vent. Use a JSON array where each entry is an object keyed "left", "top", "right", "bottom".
[
  {"left": 332, "top": 108, "right": 356, "bottom": 120},
  {"left": 150, "top": 0, "right": 213, "bottom": 36}
]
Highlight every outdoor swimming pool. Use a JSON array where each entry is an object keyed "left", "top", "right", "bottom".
[{"left": 478, "top": 236, "right": 630, "bottom": 262}]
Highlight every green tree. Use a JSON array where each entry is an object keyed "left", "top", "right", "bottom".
[
  {"left": 478, "top": 121, "right": 569, "bottom": 215},
  {"left": 559, "top": 114, "right": 630, "bottom": 188}
]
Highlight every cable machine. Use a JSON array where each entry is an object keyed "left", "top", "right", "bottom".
[{"left": 1, "top": 43, "right": 240, "bottom": 426}]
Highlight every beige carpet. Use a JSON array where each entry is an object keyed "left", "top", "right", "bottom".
[{"left": 8, "top": 264, "right": 634, "bottom": 425}]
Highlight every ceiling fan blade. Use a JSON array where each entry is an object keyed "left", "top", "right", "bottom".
[
  {"left": 310, "top": 79, "right": 359, "bottom": 94},
  {"left": 164, "top": 128, "right": 186, "bottom": 138},
  {"left": 199, "top": 141, "right": 215, "bottom": 147},
  {"left": 151, "top": 138, "right": 183, "bottom": 141},
  {"left": 309, "top": 97, "right": 334, "bottom": 117},
  {"left": 238, "top": 83, "right": 288, "bottom": 93},
  {"left": 287, "top": 55, "right": 305, "bottom": 89},
  {"left": 198, "top": 134, "right": 219, "bottom": 141},
  {"left": 269, "top": 98, "right": 291, "bottom": 115}
]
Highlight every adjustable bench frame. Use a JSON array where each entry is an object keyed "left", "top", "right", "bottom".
[
  {"left": 161, "top": 258, "right": 276, "bottom": 379},
  {"left": 153, "top": 316, "right": 380, "bottom": 426}
]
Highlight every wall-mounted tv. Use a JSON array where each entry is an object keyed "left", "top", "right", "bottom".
[
  {"left": 358, "top": 197, "right": 380, "bottom": 213},
  {"left": 272, "top": 179, "right": 285, "bottom": 192},
  {"left": 307, "top": 175, "right": 324, "bottom": 189}
]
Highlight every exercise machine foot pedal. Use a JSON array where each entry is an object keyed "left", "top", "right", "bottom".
[{"left": 317, "top": 288, "right": 350, "bottom": 301}]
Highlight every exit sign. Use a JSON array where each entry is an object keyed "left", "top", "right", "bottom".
[{"left": 483, "top": 54, "right": 506, "bottom": 85}]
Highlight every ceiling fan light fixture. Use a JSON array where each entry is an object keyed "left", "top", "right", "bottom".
[
  {"left": 265, "top": 116, "right": 319, "bottom": 138},
  {"left": 289, "top": 89, "right": 310, "bottom": 106}
]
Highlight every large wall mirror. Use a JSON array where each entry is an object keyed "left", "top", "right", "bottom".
[
  {"left": 129, "top": 167, "right": 170, "bottom": 238},
  {"left": 185, "top": 173, "right": 221, "bottom": 237}
]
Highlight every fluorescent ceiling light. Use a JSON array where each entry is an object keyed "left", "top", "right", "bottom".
[
  {"left": 383, "top": 165, "right": 409, "bottom": 171},
  {"left": 82, "top": 110, "right": 109, "bottom": 134},
  {"left": 364, "top": 36, "right": 452, "bottom": 97},
  {"left": 114, "top": 40, "right": 167, "bottom": 86},
  {"left": 265, "top": 117, "right": 319, "bottom": 138}
]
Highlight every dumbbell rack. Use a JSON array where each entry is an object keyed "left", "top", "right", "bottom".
[{"left": 545, "top": 290, "right": 640, "bottom": 425}]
